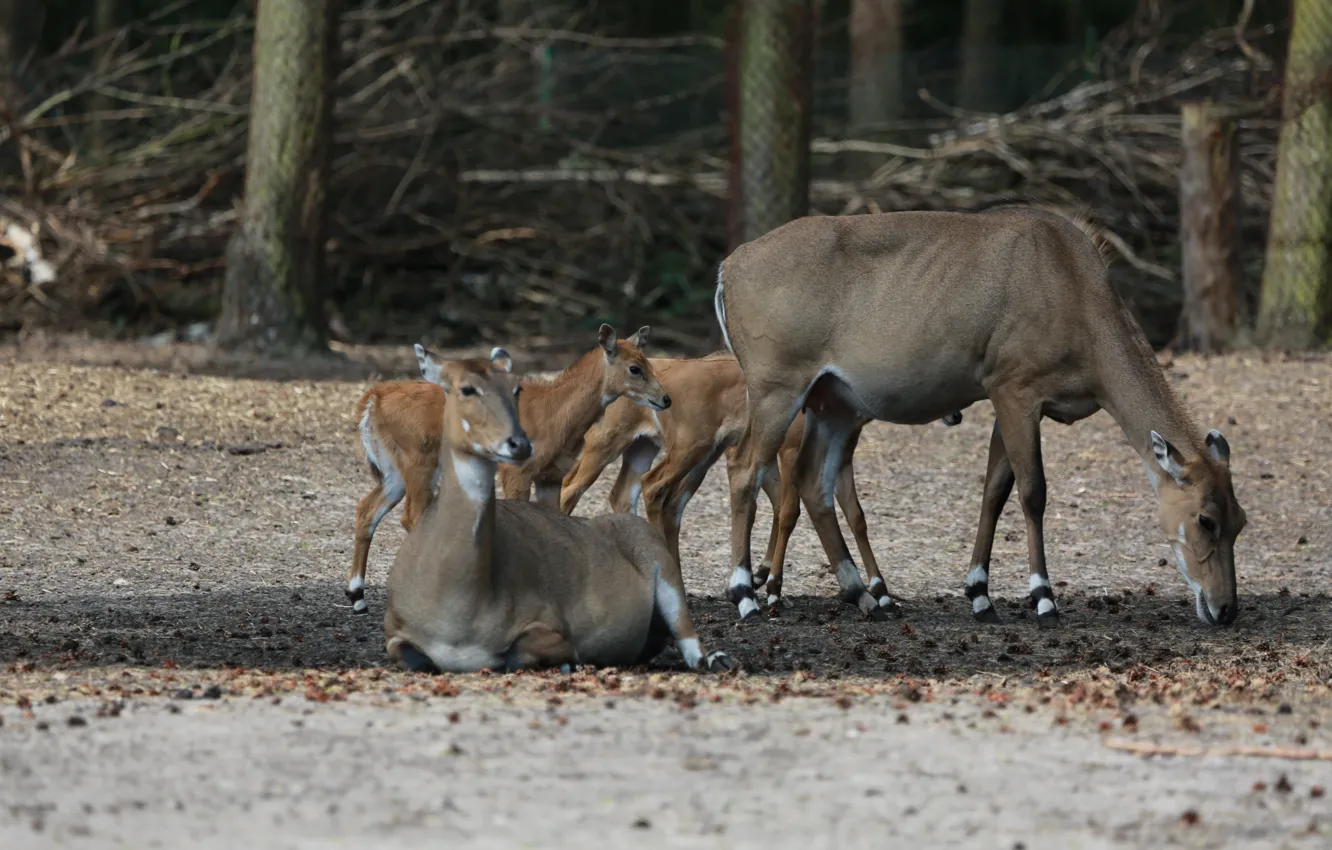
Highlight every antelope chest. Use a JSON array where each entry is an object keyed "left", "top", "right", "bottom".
[{"left": 1041, "top": 397, "right": 1100, "bottom": 425}]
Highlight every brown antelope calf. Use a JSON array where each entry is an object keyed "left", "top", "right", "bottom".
[
  {"left": 383, "top": 345, "right": 734, "bottom": 674},
  {"left": 559, "top": 353, "right": 893, "bottom": 619},
  {"left": 715, "top": 204, "right": 1246, "bottom": 627},
  {"left": 347, "top": 325, "right": 669, "bottom": 613}
]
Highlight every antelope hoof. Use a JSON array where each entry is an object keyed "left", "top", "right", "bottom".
[
  {"left": 866, "top": 577, "right": 888, "bottom": 599},
  {"left": 875, "top": 596, "right": 903, "bottom": 618},
  {"left": 865, "top": 603, "right": 892, "bottom": 622},
  {"left": 1030, "top": 587, "right": 1059, "bottom": 629},
  {"left": 705, "top": 650, "right": 737, "bottom": 673},
  {"left": 973, "top": 605, "right": 1001, "bottom": 624},
  {"left": 730, "top": 567, "right": 761, "bottom": 621},
  {"left": 853, "top": 593, "right": 888, "bottom": 622},
  {"left": 346, "top": 577, "right": 368, "bottom": 613},
  {"left": 740, "top": 605, "right": 763, "bottom": 623}
]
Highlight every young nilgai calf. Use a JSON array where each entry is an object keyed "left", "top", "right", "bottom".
[
  {"left": 346, "top": 325, "right": 668, "bottom": 613},
  {"left": 383, "top": 345, "right": 733, "bottom": 674},
  {"left": 560, "top": 353, "right": 885, "bottom": 619}
]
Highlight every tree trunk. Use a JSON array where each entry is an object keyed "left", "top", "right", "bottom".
[
  {"left": 1257, "top": 0, "right": 1332, "bottom": 349},
  {"left": 731, "top": 0, "right": 814, "bottom": 246},
  {"left": 1178, "top": 101, "right": 1241, "bottom": 353},
  {"left": 849, "top": 0, "right": 905, "bottom": 131},
  {"left": 957, "top": 0, "right": 1003, "bottom": 112},
  {"left": 215, "top": 0, "right": 339, "bottom": 355}
]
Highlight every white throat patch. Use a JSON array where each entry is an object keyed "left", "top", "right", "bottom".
[{"left": 451, "top": 453, "right": 495, "bottom": 504}]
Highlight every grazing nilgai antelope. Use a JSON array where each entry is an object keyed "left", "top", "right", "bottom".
[
  {"left": 347, "top": 325, "right": 668, "bottom": 613},
  {"left": 559, "top": 352, "right": 890, "bottom": 619},
  {"left": 715, "top": 204, "right": 1246, "bottom": 627},
  {"left": 383, "top": 345, "right": 734, "bottom": 674}
]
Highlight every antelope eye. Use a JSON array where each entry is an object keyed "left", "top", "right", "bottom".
[
  {"left": 1198, "top": 514, "right": 1217, "bottom": 534},
  {"left": 513, "top": 386, "right": 522, "bottom": 398},
  {"left": 460, "top": 385, "right": 478, "bottom": 397},
  {"left": 628, "top": 365, "right": 643, "bottom": 376}
]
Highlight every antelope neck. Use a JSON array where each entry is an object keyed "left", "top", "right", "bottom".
[
  {"left": 521, "top": 349, "right": 609, "bottom": 453},
  {"left": 1092, "top": 316, "right": 1202, "bottom": 494},
  {"left": 434, "top": 444, "right": 498, "bottom": 592}
]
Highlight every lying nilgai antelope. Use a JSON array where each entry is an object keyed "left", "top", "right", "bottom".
[
  {"left": 383, "top": 345, "right": 733, "bottom": 674},
  {"left": 715, "top": 204, "right": 1246, "bottom": 627},
  {"left": 560, "top": 352, "right": 891, "bottom": 619},
  {"left": 347, "top": 324, "right": 668, "bottom": 612}
]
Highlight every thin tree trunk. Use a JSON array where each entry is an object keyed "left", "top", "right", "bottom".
[
  {"left": 1178, "top": 101, "right": 1241, "bottom": 352},
  {"left": 849, "top": 0, "right": 905, "bottom": 131},
  {"left": 734, "top": 0, "right": 814, "bottom": 244},
  {"left": 957, "top": 0, "right": 1003, "bottom": 112},
  {"left": 215, "top": 0, "right": 339, "bottom": 354},
  {"left": 1257, "top": 0, "right": 1332, "bottom": 349}
]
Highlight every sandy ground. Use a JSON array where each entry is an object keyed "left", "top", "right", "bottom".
[{"left": 1, "top": 337, "right": 1330, "bottom": 848}]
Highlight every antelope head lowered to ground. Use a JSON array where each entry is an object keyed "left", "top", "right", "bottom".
[
  {"left": 382, "top": 345, "right": 734, "bottom": 674},
  {"left": 714, "top": 203, "right": 1246, "bottom": 627},
  {"left": 344, "top": 324, "right": 666, "bottom": 613}
]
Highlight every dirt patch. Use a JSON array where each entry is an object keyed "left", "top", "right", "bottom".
[{"left": 1, "top": 340, "right": 1330, "bottom": 847}]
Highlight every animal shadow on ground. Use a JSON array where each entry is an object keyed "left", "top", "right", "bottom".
[{"left": 2, "top": 585, "right": 1324, "bottom": 684}]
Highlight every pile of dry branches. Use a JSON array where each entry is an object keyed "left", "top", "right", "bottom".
[{"left": 0, "top": 0, "right": 1284, "bottom": 348}]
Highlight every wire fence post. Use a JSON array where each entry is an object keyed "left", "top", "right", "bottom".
[
  {"left": 1258, "top": 0, "right": 1332, "bottom": 348},
  {"left": 725, "top": 0, "right": 815, "bottom": 253}
]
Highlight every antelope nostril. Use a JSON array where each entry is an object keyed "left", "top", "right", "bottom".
[
  {"left": 506, "top": 436, "right": 530, "bottom": 456},
  {"left": 1216, "top": 603, "right": 1236, "bottom": 625},
  {"left": 660, "top": 395, "right": 672, "bottom": 408}
]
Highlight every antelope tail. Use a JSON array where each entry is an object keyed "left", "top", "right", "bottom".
[{"left": 714, "top": 261, "right": 735, "bottom": 357}]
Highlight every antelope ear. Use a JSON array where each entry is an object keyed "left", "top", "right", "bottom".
[
  {"left": 598, "top": 323, "right": 617, "bottom": 360},
  {"left": 627, "top": 326, "right": 650, "bottom": 349},
  {"left": 1151, "top": 430, "right": 1188, "bottom": 485},
  {"left": 415, "top": 344, "right": 444, "bottom": 385},
  {"left": 1205, "top": 429, "right": 1230, "bottom": 465},
  {"left": 489, "top": 346, "right": 513, "bottom": 374}
]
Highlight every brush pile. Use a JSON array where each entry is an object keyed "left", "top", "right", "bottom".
[{"left": 0, "top": 0, "right": 1284, "bottom": 348}]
